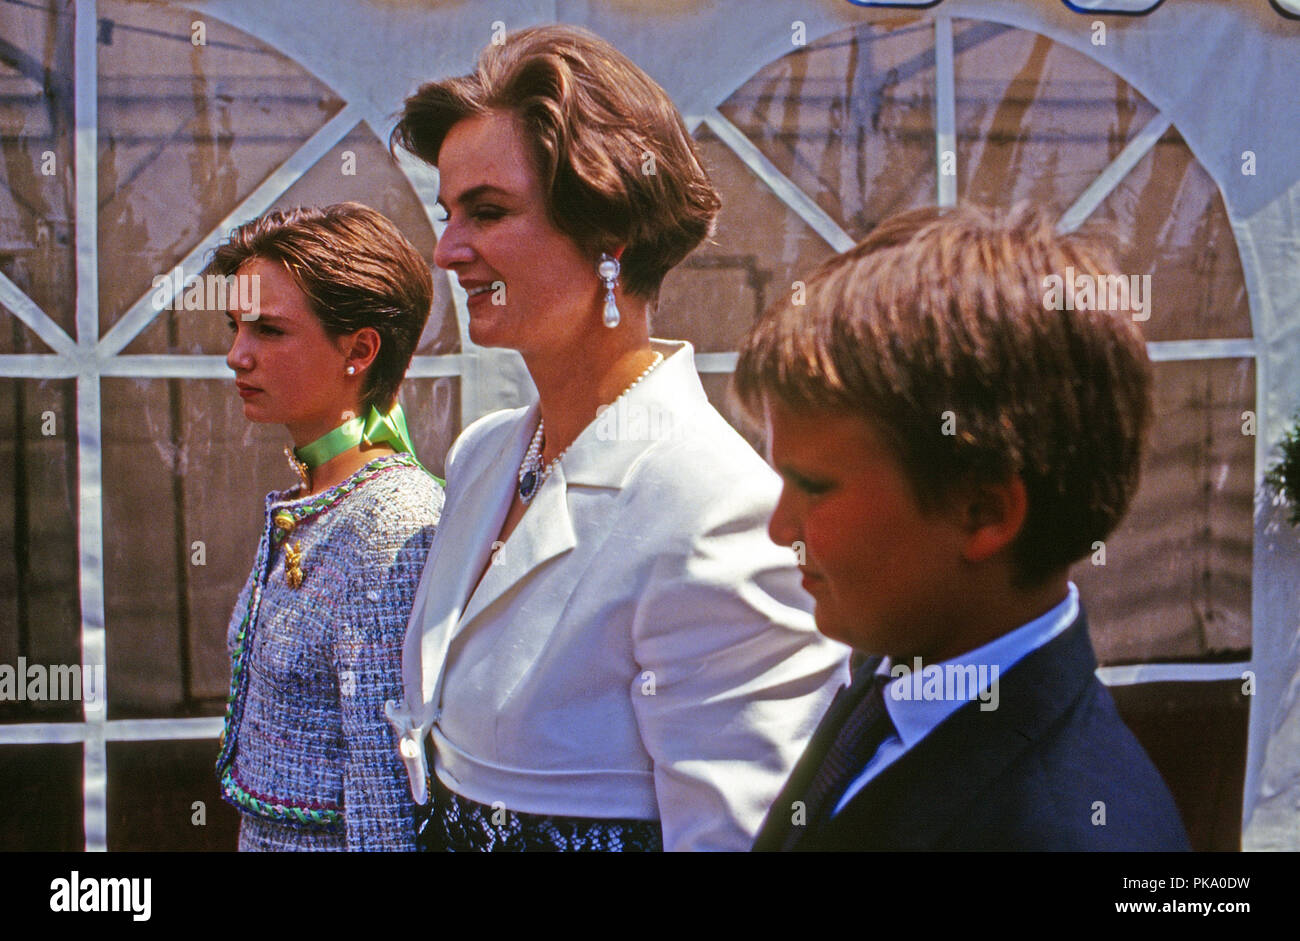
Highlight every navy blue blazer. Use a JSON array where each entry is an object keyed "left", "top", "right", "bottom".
[{"left": 753, "top": 612, "right": 1191, "bottom": 851}]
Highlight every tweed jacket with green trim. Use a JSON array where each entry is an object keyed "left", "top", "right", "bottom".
[{"left": 217, "top": 454, "right": 443, "bottom": 851}]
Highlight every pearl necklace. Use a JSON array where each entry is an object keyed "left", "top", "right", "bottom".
[{"left": 518, "top": 351, "right": 664, "bottom": 504}]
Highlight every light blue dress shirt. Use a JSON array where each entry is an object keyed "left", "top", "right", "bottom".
[{"left": 832, "top": 582, "right": 1080, "bottom": 816}]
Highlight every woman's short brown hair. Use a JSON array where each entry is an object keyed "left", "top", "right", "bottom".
[
  {"left": 390, "top": 24, "right": 720, "bottom": 298},
  {"left": 207, "top": 202, "right": 433, "bottom": 414},
  {"left": 735, "top": 203, "right": 1153, "bottom": 586}
]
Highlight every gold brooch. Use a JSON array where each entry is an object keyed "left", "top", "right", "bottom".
[
  {"left": 285, "top": 541, "right": 304, "bottom": 589},
  {"left": 272, "top": 510, "right": 296, "bottom": 540}
]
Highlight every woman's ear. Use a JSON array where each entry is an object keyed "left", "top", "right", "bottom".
[
  {"left": 341, "top": 327, "right": 382, "bottom": 374},
  {"left": 958, "top": 474, "right": 1029, "bottom": 564}
]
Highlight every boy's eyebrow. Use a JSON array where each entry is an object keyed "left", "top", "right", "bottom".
[{"left": 775, "top": 463, "right": 823, "bottom": 486}]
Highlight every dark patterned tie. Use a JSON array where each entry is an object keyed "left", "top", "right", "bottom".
[{"left": 782, "top": 668, "right": 895, "bottom": 850}]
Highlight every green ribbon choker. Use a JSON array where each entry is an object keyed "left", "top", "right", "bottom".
[{"left": 294, "top": 403, "right": 417, "bottom": 468}]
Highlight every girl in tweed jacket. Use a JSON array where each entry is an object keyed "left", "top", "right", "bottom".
[{"left": 209, "top": 204, "right": 444, "bottom": 851}]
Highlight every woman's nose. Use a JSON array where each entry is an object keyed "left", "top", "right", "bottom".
[{"left": 433, "top": 218, "right": 473, "bottom": 270}]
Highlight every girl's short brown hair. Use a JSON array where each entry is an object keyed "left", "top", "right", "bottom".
[
  {"left": 207, "top": 202, "right": 433, "bottom": 414},
  {"left": 391, "top": 24, "right": 720, "bottom": 298},
  {"left": 735, "top": 203, "right": 1153, "bottom": 586}
]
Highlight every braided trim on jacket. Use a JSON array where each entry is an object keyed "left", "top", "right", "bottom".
[{"left": 220, "top": 770, "right": 343, "bottom": 828}]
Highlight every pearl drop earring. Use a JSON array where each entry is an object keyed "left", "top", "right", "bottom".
[
  {"left": 598, "top": 253, "right": 621, "bottom": 328},
  {"left": 345, "top": 365, "right": 356, "bottom": 376}
]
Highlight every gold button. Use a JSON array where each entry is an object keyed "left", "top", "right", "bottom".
[{"left": 273, "top": 510, "right": 296, "bottom": 534}]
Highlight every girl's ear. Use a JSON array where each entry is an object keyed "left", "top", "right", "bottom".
[{"left": 341, "top": 327, "right": 382, "bottom": 374}]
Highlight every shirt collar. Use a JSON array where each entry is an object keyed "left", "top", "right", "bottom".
[{"left": 879, "top": 582, "right": 1080, "bottom": 749}]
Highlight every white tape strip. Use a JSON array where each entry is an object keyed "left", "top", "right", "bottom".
[
  {"left": 934, "top": 16, "right": 957, "bottom": 209},
  {"left": 74, "top": 0, "right": 107, "bottom": 854},
  {"left": 1146, "top": 339, "right": 1256, "bottom": 361},
  {"left": 1098, "top": 661, "right": 1251, "bottom": 686}
]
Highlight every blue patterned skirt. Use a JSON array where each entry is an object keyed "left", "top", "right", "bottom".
[{"left": 418, "top": 775, "right": 663, "bottom": 852}]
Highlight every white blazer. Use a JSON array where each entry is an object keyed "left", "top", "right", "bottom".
[{"left": 388, "top": 340, "right": 848, "bottom": 851}]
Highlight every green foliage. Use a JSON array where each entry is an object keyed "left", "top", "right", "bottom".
[{"left": 1265, "top": 413, "right": 1300, "bottom": 527}]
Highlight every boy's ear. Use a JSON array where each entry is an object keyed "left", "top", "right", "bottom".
[{"left": 957, "top": 474, "right": 1028, "bottom": 564}]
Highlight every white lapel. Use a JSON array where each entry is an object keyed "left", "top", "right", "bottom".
[
  {"left": 408, "top": 407, "right": 533, "bottom": 706},
  {"left": 394, "top": 409, "right": 536, "bottom": 802},
  {"left": 456, "top": 459, "right": 578, "bottom": 630}
]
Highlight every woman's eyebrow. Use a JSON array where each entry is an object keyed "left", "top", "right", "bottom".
[{"left": 439, "top": 183, "right": 514, "bottom": 209}]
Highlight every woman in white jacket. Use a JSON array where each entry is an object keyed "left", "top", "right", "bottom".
[{"left": 386, "top": 24, "right": 848, "bottom": 851}]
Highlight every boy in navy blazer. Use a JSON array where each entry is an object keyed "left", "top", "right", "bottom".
[{"left": 736, "top": 204, "right": 1190, "bottom": 851}]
